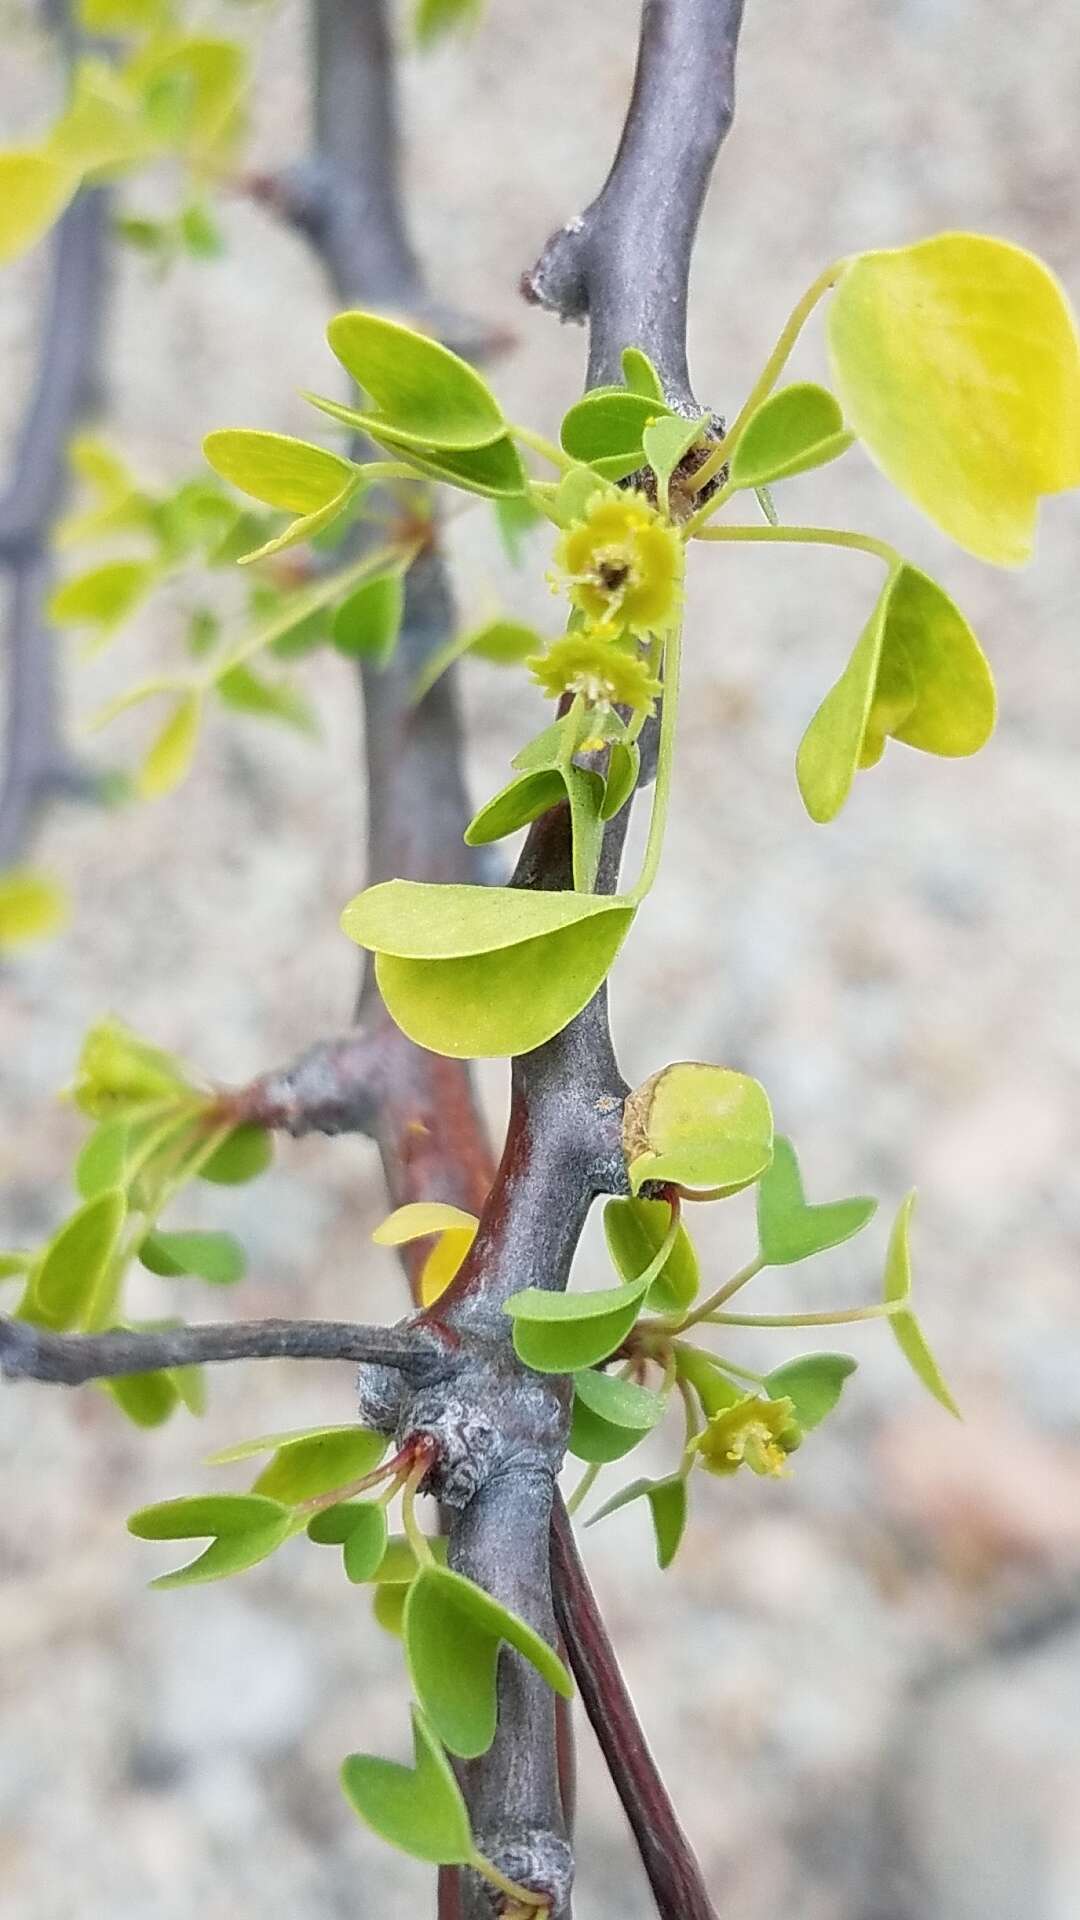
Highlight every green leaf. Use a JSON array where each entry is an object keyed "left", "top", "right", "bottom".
[
  {"left": 341, "top": 1708, "right": 474, "bottom": 1866},
  {"left": 411, "top": 615, "right": 541, "bottom": 702},
  {"left": 48, "top": 559, "right": 153, "bottom": 641},
  {"left": 72, "top": 1018, "right": 189, "bottom": 1118},
  {"left": 205, "top": 1425, "right": 386, "bottom": 1504},
  {"left": 493, "top": 495, "right": 544, "bottom": 566},
  {"left": 507, "top": 1206, "right": 678, "bottom": 1374},
  {"left": 216, "top": 664, "right": 317, "bottom": 735},
  {"left": 373, "top": 1533, "right": 449, "bottom": 1585},
  {"left": 0, "top": 868, "right": 67, "bottom": 949},
  {"left": 729, "top": 382, "right": 853, "bottom": 488},
  {"left": 0, "top": 151, "right": 74, "bottom": 265},
  {"left": 624, "top": 1062, "right": 774, "bottom": 1195},
  {"left": 404, "top": 1564, "right": 573, "bottom": 1759},
  {"left": 127, "top": 1492, "right": 292, "bottom": 1588},
  {"left": 27, "top": 1189, "right": 126, "bottom": 1332},
  {"left": 106, "top": 1370, "right": 181, "bottom": 1428},
  {"left": 764, "top": 1353, "right": 856, "bottom": 1430},
  {"left": 560, "top": 390, "right": 673, "bottom": 480},
  {"left": 372, "top": 1581, "right": 408, "bottom": 1637},
  {"left": 305, "top": 391, "right": 527, "bottom": 499},
  {"left": 203, "top": 431, "right": 355, "bottom": 514},
  {"left": 197, "top": 1125, "right": 273, "bottom": 1185},
  {"left": 342, "top": 879, "right": 634, "bottom": 1059},
  {"left": 757, "top": 1137, "right": 876, "bottom": 1265},
  {"left": 306, "top": 1500, "right": 389, "bottom": 1582},
  {"left": 796, "top": 563, "right": 996, "bottom": 824},
  {"left": 414, "top": 0, "right": 483, "bottom": 47},
  {"left": 0, "top": 1252, "right": 32, "bottom": 1280},
  {"left": 828, "top": 231, "right": 1080, "bottom": 566},
  {"left": 621, "top": 348, "right": 665, "bottom": 403},
  {"left": 601, "top": 740, "right": 640, "bottom": 822},
  {"left": 332, "top": 571, "right": 405, "bottom": 664},
  {"left": 674, "top": 1344, "right": 744, "bottom": 1418},
  {"left": 139, "top": 1229, "right": 246, "bottom": 1286},
  {"left": 603, "top": 1194, "right": 699, "bottom": 1313},
  {"left": 179, "top": 200, "right": 222, "bottom": 259},
  {"left": 569, "top": 1366, "right": 667, "bottom": 1464},
  {"left": 586, "top": 1473, "right": 688, "bottom": 1569},
  {"left": 643, "top": 414, "right": 709, "bottom": 503},
  {"left": 883, "top": 1191, "right": 960, "bottom": 1418},
  {"left": 136, "top": 693, "right": 202, "bottom": 800},
  {"left": 326, "top": 311, "right": 505, "bottom": 451}
]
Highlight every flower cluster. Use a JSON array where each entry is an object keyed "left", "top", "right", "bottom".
[
  {"left": 689, "top": 1394, "right": 801, "bottom": 1479},
  {"left": 529, "top": 488, "right": 683, "bottom": 718}
]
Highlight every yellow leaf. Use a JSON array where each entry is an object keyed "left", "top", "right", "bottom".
[
  {"left": 0, "top": 151, "right": 75, "bottom": 265},
  {"left": 372, "top": 1202, "right": 479, "bottom": 1307},
  {"left": 0, "top": 869, "right": 68, "bottom": 949},
  {"left": 828, "top": 233, "right": 1080, "bottom": 566}
]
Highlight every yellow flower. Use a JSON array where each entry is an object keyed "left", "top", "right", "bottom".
[
  {"left": 690, "top": 1394, "right": 801, "bottom": 1479},
  {"left": 528, "top": 633, "right": 661, "bottom": 716},
  {"left": 554, "top": 489, "right": 683, "bottom": 637}
]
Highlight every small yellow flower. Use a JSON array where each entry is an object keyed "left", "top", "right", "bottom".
[
  {"left": 527, "top": 633, "right": 661, "bottom": 716},
  {"left": 554, "top": 490, "right": 683, "bottom": 638},
  {"left": 690, "top": 1394, "right": 801, "bottom": 1479}
]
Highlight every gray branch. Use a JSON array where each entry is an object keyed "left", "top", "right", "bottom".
[{"left": 0, "top": 1313, "right": 455, "bottom": 1387}]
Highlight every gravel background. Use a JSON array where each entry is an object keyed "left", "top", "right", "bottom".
[{"left": 2, "top": 1, "right": 1080, "bottom": 1916}]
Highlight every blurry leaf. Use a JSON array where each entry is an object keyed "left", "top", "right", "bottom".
[
  {"left": 0, "top": 151, "right": 74, "bottom": 265},
  {"left": 414, "top": 0, "right": 484, "bottom": 46},
  {"left": 343, "top": 879, "right": 634, "bottom": 1059},
  {"left": 48, "top": 560, "right": 153, "bottom": 643},
  {"left": 197, "top": 1126, "right": 272, "bottom": 1185},
  {"left": 493, "top": 494, "right": 543, "bottom": 566},
  {"left": 796, "top": 563, "right": 996, "bottom": 824},
  {"left": 586, "top": 1472, "right": 688, "bottom": 1569},
  {"left": 404, "top": 1564, "right": 572, "bottom": 1758},
  {"left": 332, "top": 572, "right": 404, "bottom": 665},
  {"left": 48, "top": 60, "right": 147, "bottom": 176},
  {"left": 0, "top": 869, "right": 67, "bottom": 949},
  {"left": 136, "top": 693, "right": 201, "bottom": 800},
  {"left": 106, "top": 1369, "right": 180, "bottom": 1427},
  {"left": 127, "top": 1492, "right": 291, "bottom": 1587},
  {"left": 179, "top": 200, "right": 222, "bottom": 258},
  {"left": 216, "top": 663, "right": 317, "bottom": 735},
  {"left": 757, "top": 1137, "right": 876, "bottom": 1264},
  {"left": 764, "top": 1353, "right": 856, "bottom": 1430},
  {"left": 72, "top": 1018, "right": 190, "bottom": 1118},
  {"left": 729, "top": 383, "right": 852, "bottom": 488},
  {"left": 883, "top": 1191, "right": 960, "bottom": 1418},
  {"left": 624, "top": 1062, "right": 773, "bottom": 1196},
  {"left": 603, "top": 1194, "right": 699, "bottom": 1313},
  {"left": 411, "top": 617, "right": 540, "bottom": 703},
  {"left": 26, "top": 1189, "right": 125, "bottom": 1332},
  {"left": 340, "top": 1708, "right": 474, "bottom": 1866},
  {"left": 139, "top": 1229, "right": 246, "bottom": 1286},
  {"left": 828, "top": 232, "right": 1080, "bottom": 565}
]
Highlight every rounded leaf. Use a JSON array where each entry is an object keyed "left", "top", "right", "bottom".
[
  {"left": 561, "top": 390, "right": 673, "bottom": 480},
  {"left": 764, "top": 1353, "right": 857, "bottom": 1429},
  {"left": 569, "top": 1368, "right": 667, "bottom": 1464},
  {"left": 0, "top": 868, "right": 67, "bottom": 949},
  {"left": 757, "top": 1137, "right": 876, "bottom": 1265},
  {"left": 586, "top": 1473, "right": 689, "bottom": 1570},
  {"left": 624, "top": 1062, "right": 773, "bottom": 1194},
  {"left": 828, "top": 233, "right": 1080, "bottom": 566},
  {"left": 139, "top": 1229, "right": 246, "bottom": 1286},
  {"left": 340, "top": 1708, "right": 474, "bottom": 1866},
  {"left": 404, "top": 1565, "right": 573, "bottom": 1759},
  {"left": 332, "top": 572, "right": 405, "bottom": 663},
  {"left": 0, "top": 151, "right": 74, "bottom": 265},
  {"left": 127, "top": 1492, "right": 292, "bottom": 1587},
  {"left": 306, "top": 1500, "right": 389, "bottom": 1582},
  {"left": 327, "top": 312, "right": 505, "bottom": 450},
  {"left": 197, "top": 1125, "right": 273, "bottom": 1185},
  {"left": 203, "top": 430, "right": 356, "bottom": 514},
  {"left": 30, "top": 1189, "right": 126, "bottom": 1331},
  {"left": 729, "top": 382, "right": 853, "bottom": 487},
  {"left": 604, "top": 1194, "right": 699, "bottom": 1313}
]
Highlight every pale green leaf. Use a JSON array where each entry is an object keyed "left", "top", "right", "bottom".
[
  {"left": 27, "top": 1189, "right": 125, "bottom": 1331},
  {"left": 603, "top": 1194, "right": 699, "bottom": 1313},
  {"left": 764, "top": 1353, "right": 857, "bottom": 1429},
  {"left": 883, "top": 1191, "right": 960, "bottom": 1417},
  {"left": 139, "top": 1229, "right": 246, "bottom": 1286},
  {"left": 326, "top": 311, "right": 505, "bottom": 451},
  {"left": 0, "top": 869, "right": 67, "bottom": 949},
  {"left": 0, "top": 151, "right": 74, "bottom": 265},
  {"left": 136, "top": 693, "right": 201, "bottom": 800},
  {"left": 340, "top": 1708, "right": 474, "bottom": 1866},
  {"left": 624, "top": 1062, "right": 773, "bottom": 1195},
  {"left": 729, "top": 382, "right": 853, "bottom": 487},
  {"left": 757, "top": 1137, "right": 876, "bottom": 1264},
  {"left": 127, "top": 1492, "right": 291, "bottom": 1587}
]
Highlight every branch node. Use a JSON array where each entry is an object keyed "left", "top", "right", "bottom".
[{"left": 468, "top": 1832, "right": 573, "bottom": 1917}]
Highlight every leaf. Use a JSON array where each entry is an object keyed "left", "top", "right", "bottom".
[
  {"left": 203, "top": 429, "right": 356, "bottom": 512},
  {"left": 560, "top": 390, "right": 673, "bottom": 480},
  {"left": 0, "top": 868, "right": 67, "bottom": 949},
  {"left": 127, "top": 1492, "right": 292, "bottom": 1588},
  {"left": 624, "top": 1062, "right": 774, "bottom": 1195},
  {"left": 136, "top": 693, "right": 201, "bottom": 800},
  {"left": 134, "top": 38, "right": 248, "bottom": 164},
  {"left": 232, "top": 1427, "right": 387, "bottom": 1504},
  {"left": 601, "top": 740, "right": 640, "bottom": 822},
  {"left": 326, "top": 311, "right": 505, "bottom": 451},
  {"left": 586, "top": 1473, "right": 688, "bottom": 1569},
  {"left": 410, "top": 617, "right": 540, "bottom": 703},
  {"left": 332, "top": 572, "right": 404, "bottom": 664},
  {"left": 306, "top": 1500, "right": 389, "bottom": 1582},
  {"left": 603, "top": 1194, "right": 699, "bottom": 1313},
  {"left": 373, "top": 1534, "right": 449, "bottom": 1585},
  {"left": 643, "top": 414, "right": 709, "bottom": 501},
  {"left": 796, "top": 563, "right": 996, "bottom": 823},
  {"left": 48, "top": 559, "right": 153, "bottom": 641},
  {"left": 373, "top": 1202, "right": 478, "bottom": 1307},
  {"left": 728, "top": 382, "right": 853, "bottom": 487},
  {"left": 674, "top": 1344, "right": 744, "bottom": 1418},
  {"left": 72, "top": 1018, "right": 190, "bottom": 1118},
  {"left": 216, "top": 664, "right": 317, "bottom": 735},
  {"left": 404, "top": 1564, "right": 573, "bottom": 1758},
  {"left": 48, "top": 60, "right": 147, "bottom": 176},
  {"left": 197, "top": 1125, "right": 273, "bottom": 1185},
  {"left": 414, "top": 0, "right": 484, "bottom": 46},
  {"left": 106, "top": 1370, "right": 181, "bottom": 1428},
  {"left": 757, "top": 1137, "right": 876, "bottom": 1265},
  {"left": 764, "top": 1353, "right": 857, "bottom": 1430},
  {"left": 139, "top": 1229, "right": 246, "bottom": 1286},
  {"left": 883, "top": 1192, "right": 960, "bottom": 1418},
  {"left": 340, "top": 1708, "right": 474, "bottom": 1866},
  {"left": 305, "top": 393, "right": 528, "bottom": 499},
  {"left": 0, "top": 1252, "right": 32, "bottom": 1280},
  {"left": 827, "top": 233, "right": 1080, "bottom": 566},
  {"left": 494, "top": 495, "right": 544, "bottom": 565},
  {"left": 507, "top": 1204, "right": 678, "bottom": 1374},
  {"left": 621, "top": 347, "right": 666, "bottom": 402},
  {"left": 27, "top": 1189, "right": 126, "bottom": 1332},
  {"left": 342, "top": 879, "right": 634, "bottom": 1059},
  {"left": 568, "top": 1366, "right": 667, "bottom": 1464},
  {"left": 0, "top": 151, "right": 74, "bottom": 265}
]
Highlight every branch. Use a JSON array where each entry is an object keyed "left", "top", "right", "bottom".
[
  {"left": 0, "top": 1313, "right": 454, "bottom": 1387},
  {"left": 522, "top": 0, "right": 745, "bottom": 405},
  {"left": 0, "top": 186, "right": 110, "bottom": 866},
  {"left": 550, "top": 1494, "right": 717, "bottom": 1920}
]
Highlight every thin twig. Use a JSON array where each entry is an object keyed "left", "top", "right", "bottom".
[{"left": 0, "top": 1313, "right": 455, "bottom": 1387}]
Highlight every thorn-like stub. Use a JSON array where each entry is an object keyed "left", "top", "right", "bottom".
[
  {"left": 400, "top": 1388, "right": 504, "bottom": 1508},
  {"left": 468, "top": 1831, "right": 574, "bottom": 1916}
]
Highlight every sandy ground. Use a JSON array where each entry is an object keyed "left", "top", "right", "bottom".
[{"left": 2, "top": 0, "right": 1080, "bottom": 1915}]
